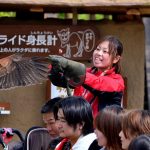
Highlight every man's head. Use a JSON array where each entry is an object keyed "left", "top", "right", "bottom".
[
  {"left": 41, "top": 97, "right": 62, "bottom": 138},
  {"left": 53, "top": 96, "right": 94, "bottom": 140}
]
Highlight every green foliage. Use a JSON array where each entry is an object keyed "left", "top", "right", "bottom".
[
  {"left": 0, "top": 12, "right": 16, "bottom": 17},
  {"left": 58, "top": 13, "right": 65, "bottom": 19},
  {"left": 95, "top": 14, "right": 105, "bottom": 20},
  {"left": 78, "top": 14, "right": 90, "bottom": 20},
  {"left": 95, "top": 14, "right": 112, "bottom": 20},
  {"left": 107, "top": 15, "right": 112, "bottom": 20},
  {"left": 0, "top": 12, "right": 112, "bottom": 20},
  {"left": 57, "top": 13, "right": 113, "bottom": 21}
]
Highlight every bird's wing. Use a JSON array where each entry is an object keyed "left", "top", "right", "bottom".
[{"left": 0, "top": 54, "right": 49, "bottom": 90}]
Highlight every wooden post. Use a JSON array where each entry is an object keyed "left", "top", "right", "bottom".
[{"left": 72, "top": 8, "right": 78, "bottom": 25}]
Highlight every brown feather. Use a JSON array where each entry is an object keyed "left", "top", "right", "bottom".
[{"left": 0, "top": 53, "right": 49, "bottom": 90}]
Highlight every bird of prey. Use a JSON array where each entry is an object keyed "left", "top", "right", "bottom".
[{"left": 0, "top": 54, "right": 49, "bottom": 90}]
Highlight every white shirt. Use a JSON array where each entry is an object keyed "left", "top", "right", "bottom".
[{"left": 72, "top": 133, "right": 97, "bottom": 150}]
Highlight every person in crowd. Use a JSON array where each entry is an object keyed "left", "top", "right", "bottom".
[
  {"left": 119, "top": 109, "right": 150, "bottom": 150},
  {"left": 48, "top": 35, "right": 125, "bottom": 118},
  {"left": 41, "top": 97, "right": 62, "bottom": 139},
  {"left": 41, "top": 97, "right": 63, "bottom": 150},
  {"left": 23, "top": 97, "right": 62, "bottom": 150},
  {"left": 95, "top": 105, "right": 124, "bottom": 150},
  {"left": 53, "top": 96, "right": 100, "bottom": 150},
  {"left": 128, "top": 134, "right": 150, "bottom": 150}
]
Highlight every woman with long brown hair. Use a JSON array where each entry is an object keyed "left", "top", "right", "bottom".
[{"left": 95, "top": 105, "right": 124, "bottom": 150}]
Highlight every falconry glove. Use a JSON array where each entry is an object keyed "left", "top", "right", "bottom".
[{"left": 47, "top": 55, "right": 86, "bottom": 87}]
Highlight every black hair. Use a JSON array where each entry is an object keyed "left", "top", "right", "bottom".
[
  {"left": 41, "top": 97, "right": 62, "bottom": 114},
  {"left": 128, "top": 134, "right": 150, "bottom": 150},
  {"left": 96, "top": 35, "right": 123, "bottom": 73},
  {"left": 54, "top": 96, "right": 94, "bottom": 136}
]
